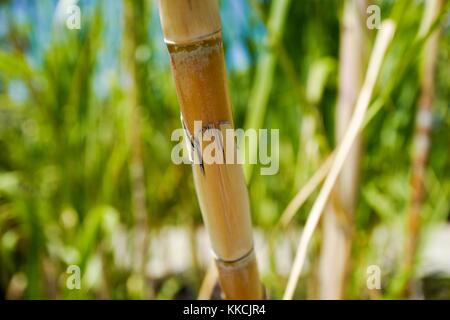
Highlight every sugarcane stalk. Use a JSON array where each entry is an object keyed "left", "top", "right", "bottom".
[
  {"left": 403, "top": 0, "right": 443, "bottom": 296},
  {"left": 318, "top": 0, "right": 366, "bottom": 300},
  {"left": 158, "top": 0, "right": 262, "bottom": 300}
]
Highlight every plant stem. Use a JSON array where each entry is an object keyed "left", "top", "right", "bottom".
[
  {"left": 243, "top": 0, "right": 291, "bottom": 182},
  {"left": 198, "top": 261, "right": 218, "bottom": 300},
  {"left": 318, "top": 0, "right": 366, "bottom": 300},
  {"left": 158, "top": 0, "right": 262, "bottom": 300},
  {"left": 403, "top": 0, "right": 443, "bottom": 297},
  {"left": 123, "top": 0, "right": 151, "bottom": 298},
  {"left": 284, "top": 20, "right": 396, "bottom": 300}
]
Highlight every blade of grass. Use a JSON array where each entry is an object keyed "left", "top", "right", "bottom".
[{"left": 243, "top": 0, "right": 291, "bottom": 182}]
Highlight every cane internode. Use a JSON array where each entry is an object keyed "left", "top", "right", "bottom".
[{"left": 159, "top": 0, "right": 262, "bottom": 299}]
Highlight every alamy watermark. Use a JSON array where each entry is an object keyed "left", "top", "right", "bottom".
[
  {"left": 366, "top": 265, "right": 381, "bottom": 290},
  {"left": 366, "top": 5, "right": 381, "bottom": 30},
  {"left": 171, "top": 120, "right": 279, "bottom": 176},
  {"left": 66, "top": 265, "right": 81, "bottom": 290},
  {"left": 65, "top": 2, "right": 81, "bottom": 30}
]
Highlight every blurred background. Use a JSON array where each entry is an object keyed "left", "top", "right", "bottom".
[{"left": 0, "top": 0, "right": 449, "bottom": 299}]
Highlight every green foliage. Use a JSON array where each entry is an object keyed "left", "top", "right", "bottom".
[{"left": 0, "top": 0, "right": 449, "bottom": 299}]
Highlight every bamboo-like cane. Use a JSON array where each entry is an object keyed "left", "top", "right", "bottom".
[
  {"left": 284, "top": 20, "right": 396, "bottom": 300},
  {"left": 404, "top": 0, "right": 443, "bottom": 296},
  {"left": 318, "top": 0, "right": 366, "bottom": 300},
  {"left": 158, "top": 0, "right": 262, "bottom": 300}
]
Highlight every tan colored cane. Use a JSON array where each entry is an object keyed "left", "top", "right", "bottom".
[{"left": 158, "top": 0, "right": 263, "bottom": 299}]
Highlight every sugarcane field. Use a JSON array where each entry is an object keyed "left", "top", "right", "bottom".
[{"left": 1, "top": 0, "right": 450, "bottom": 308}]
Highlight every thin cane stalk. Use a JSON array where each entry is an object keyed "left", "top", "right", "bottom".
[
  {"left": 318, "top": 0, "right": 367, "bottom": 300},
  {"left": 283, "top": 21, "right": 396, "bottom": 300},
  {"left": 277, "top": 98, "right": 385, "bottom": 231},
  {"left": 198, "top": 261, "right": 218, "bottom": 300},
  {"left": 123, "top": 0, "right": 152, "bottom": 299},
  {"left": 158, "top": 0, "right": 262, "bottom": 300},
  {"left": 403, "top": 0, "right": 443, "bottom": 297},
  {"left": 278, "top": 154, "right": 333, "bottom": 229}
]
